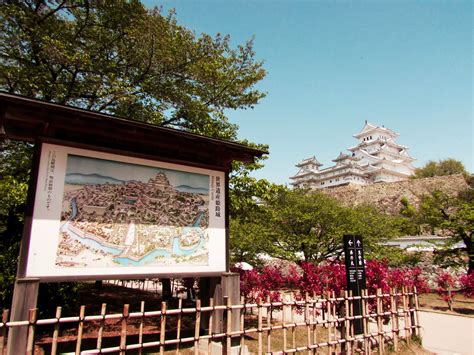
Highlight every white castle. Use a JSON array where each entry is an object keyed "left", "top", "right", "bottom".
[{"left": 290, "top": 122, "right": 415, "bottom": 189}]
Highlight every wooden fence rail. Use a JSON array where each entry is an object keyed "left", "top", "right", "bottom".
[{"left": 0, "top": 287, "right": 420, "bottom": 354}]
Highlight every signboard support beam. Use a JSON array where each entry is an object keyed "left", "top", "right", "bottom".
[
  {"left": 7, "top": 277, "right": 40, "bottom": 355},
  {"left": 198, "top": 273, "right": 243, "bottom": 354}
]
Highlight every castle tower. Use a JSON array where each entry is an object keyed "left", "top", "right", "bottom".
[{"left": 290, "top": 122, "right": 415, "bottom": 189}]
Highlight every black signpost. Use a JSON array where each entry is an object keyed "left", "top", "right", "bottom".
[{"left": 343, "top": 235, "right": 367, "bottom": 335}]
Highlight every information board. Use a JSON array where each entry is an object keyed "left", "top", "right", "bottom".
[{"left": 25, "top": 143, "right": 227, "bottom": 280}]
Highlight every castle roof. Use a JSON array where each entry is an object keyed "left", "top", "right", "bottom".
[
  {"left": 332, "top": 152, "right": 350, "bottom": 162},
  {"left": 353, "top": 121, "right": 399, "bottom": 139},
  {"left": 295, "top": 156, "right": 323, "bottom": 167}
]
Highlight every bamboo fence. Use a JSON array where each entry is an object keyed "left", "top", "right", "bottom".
[{"left": 0, "top": 287, "right": 420, "bottom": 354}]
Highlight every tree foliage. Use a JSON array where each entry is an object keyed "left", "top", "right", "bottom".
[
  {"left": 229, "top": 160, "right": 285, "bottom": 264},
  {"left": 1, "top": 0, "right": 266, "bottom": 139},
  {"left": 414, "top": 189, "right": 474, "bottom": 273},
  {"left": 413, "top": 159, "right": 467, "bottom": 179},
  {"left": 0, "top": 0, "right": 269, "bottom": 306},
  {"left": 0, "top": 140, "right": 33, "bottom": 305},
  {"left": 248, "top": 189, "right": 400, "bottom": 264}
]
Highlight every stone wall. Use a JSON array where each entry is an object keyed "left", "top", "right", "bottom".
[{"left": 323, "top": 174, "right": 469, "bottom": 215}]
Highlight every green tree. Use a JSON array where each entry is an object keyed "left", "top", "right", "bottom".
[
  {"left": 0, "top": 140, "right": 32, "bottom": 305},
  {"left": 417, "top": 190, "right": 474, "bottom": 273},
  {"left": 228, "top": 157, "right": 285, "bottom": 265},
  {"left": 1, "top": 1, "right": 266, "bottom": 139},
  {"left": 0, "top": 1, "right": 269, "bottom": 305},
  {"left": 258, "top": 189, "right": 398, "bottom": 264},
  {"left": 414, "top": 159, "right": 467, "bottom": 179}
]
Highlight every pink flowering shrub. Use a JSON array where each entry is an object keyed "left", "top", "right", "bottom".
[
  {"left": 236, "top": 266, "right": 284, "bottom": 303},
  {"left": 459, "top": 272, "right": 474, "bottom": 298},
  {"left": 235, "top": 259, "right": 429, "bottom": 304},
  {"left": 436, "top": 272, "right": 457, "bottom": 310}
]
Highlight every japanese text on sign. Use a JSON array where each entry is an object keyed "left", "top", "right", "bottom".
[{"left": 44, "top": 151, "right": 56, "bottom": 211}]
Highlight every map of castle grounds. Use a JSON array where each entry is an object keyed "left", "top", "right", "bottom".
[{"left": 56, "top": 155, "right": 210, "bottom": 268}]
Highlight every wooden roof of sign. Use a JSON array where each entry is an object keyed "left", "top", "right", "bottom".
[{"left": 0, "top": 93, "right": 266, "bottom": 170}]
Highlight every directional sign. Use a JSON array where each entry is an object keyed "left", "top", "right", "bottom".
[{"left": 343, "top": 235, "right": 367, "bottom": 334}]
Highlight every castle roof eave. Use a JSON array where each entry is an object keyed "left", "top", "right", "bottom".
[
  {"left": 295, "top": 156, "right": 323, "bottom": 167},
  {"left": 353, "top": 122, "right": 399, "bottom": 139}
]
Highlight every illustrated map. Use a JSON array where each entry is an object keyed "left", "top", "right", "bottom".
[{"left": 56, "top": 155, "right": 210, "bottom": 268}]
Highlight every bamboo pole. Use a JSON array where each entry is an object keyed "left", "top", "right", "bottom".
[
  {"left": 208, "top": 298, "right": 214, "bottom": 354},
  {"left": 406, "top": 287, "right": 414, "bottom": 339},
  {"left": 226, "top": 296, "right": 232, "bottom": 355},
  {"left": 0, "top": 309, "right": 10, "bottom": 355},
  {"left": 390, "top": 288, "right": 399, "bottom": 352},
  {"left": 257, "top": 298, "right": 263, "bottom": 355},
  {"left": 26, "top": 308, "right": 37, "bottom": 355},
  {"left": 161, "top": 301, "right": 167, "bottom": 355},
  {"left": 290, "top": 294, "right": 296, "bottom": 351},
  {"left": 283, "top": 295, "right": 288, "bottom": 353},
  {"left": 240, "top": 296, "right": 245, "bottom": 351},
  {"left": 120, "top": 304, "right": 129, "bottom": 354},
  {"left": 376, "top": 289, "right": 384, "bottom": 354},
  {"left": 51, "top": 306, "right": 62, "bottom": 355},
  {"left": 175, "top": 298, "right": 182, "bottom": 355},
  {"left": 413, "top": 287, "right": 420, "bottom": 337},
  {"left": 344, "top": 290, "right": 351, "bottom": 354},
  {"left": 75, "top": 305, "right": 85, "bottom": 355},
  {"left": 362, "top": 289, "right": 370, "bottom": 355},
  {"left": 266, "top": 295, "right": 272, "bottom": 354},
  {"left": 139, "top": 301, "right": 145, "bottom": 355},
  {"left": 305, "top": 293, "right": 311, "bottom": 355},
  {"left": 96, "top": 303, "right": 106, "bottom": 352},
  {"left": 402, "top": 287, "right": 409, "bottom": 343},
  {"left": 194, "top": 299, "right": 201, "bottom": 355},
  {"left": 348, "top": 290, "right": 355, "bottom": 352},
  {"left": 326, "top": 292, "right": 332, "bottom": 355},
  {"left": 312, "top": 292, "right": 317, "bottom": 351},
  {"left": 332, "top": 291, "right": 338, "bottom": 354}
]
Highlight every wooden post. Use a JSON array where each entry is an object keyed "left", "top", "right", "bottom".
[
  {"left": 51, "top": 306, "right": 62, "bottom": 355},
  {"left": 26, "top": 308, "right": 37, "bottom": 355},
  {"left": 343, "top": 290, "right": 352, "bottom": 354},
  {"left": 221, "top": 272, "right": 241, "bottom": 348},
  {"left": 390, "top": 288, "right": 399, "bottom": 352},
  {"left": 225, "top": 296, "right": 232, "bottom": 354},
  {"left": 1, "top": 309, "right": 10, "bottom": 354},
  {"left": 326, "top": 292, "right": 331, "bottom": 355},
  {"left": 139, "top": 301, "right": 145, "bottom": 355},
  {"left": 160, "top": 302, "right": 167, "bottom": 355},
  {"left": 120, "top": 304, "right": 129, "bottom": 354},
  {"left": 267, "top": 295, "right": 272, "bottom": 354},
  {"left": 361, "top": 289, "right": 370, "bottom": 355},
  {"left": 408, "top": 288, "right": 417, "bottom": 337},
  {"left": 198, "top": 276, "right": 221, "bottom": 333},
  {"left": 305, "top": 293, "right": 311, "bottom": 355},
  {"left": 194, "top": 300, "right": 201, "bottom": 355},
  {"left": 402, "top": 287, "right": 410, "bottom": 343},
  {"left": 97, "top": 303, "right": 107, "bottom": 352},
  {"left": 176, "top": 299, "right": 182, "bottom": 354},
  {"left": 6, "top": 278, "right": 40, "bottom": 355},
  {"left": 75, "top": 305, "right": 86, "bottom": 355},
  {"left": 376, "top": 289, "right": 384, "bottom": 354},
  {"left": 413, "top": 287, "right": 420, "bottom": 337}
]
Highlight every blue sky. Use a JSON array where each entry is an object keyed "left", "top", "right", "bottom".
[{"left": 145, "top": 0, "right": 472, "bottom": 185}]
